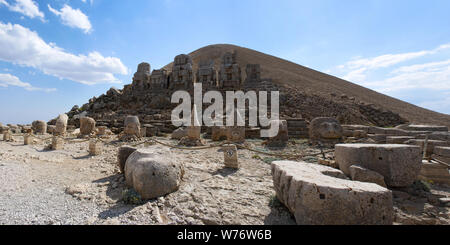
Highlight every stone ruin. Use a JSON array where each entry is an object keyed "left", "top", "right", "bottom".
[
  {"left": 196, "top": 60, "right": 217, "bottom": 90},
  {"left": 132, "top": 62, "right": 151, "bottom": 90},
  {"left": 170, "top": 54, "right": 193, "bottom": 90},
  {"left": 54, "top": 114, "right": 68, "bottom": 136},
  {"left": 150, "top": 69, "right": 169, "bottom": 90},
  {"left": 218, "top": 51, "right": 242, "bottom": 90},
  {"left": 244, "top": 64, "right": 261, "bottom": 84},
  {"left": 121, "top": 116, "right": 141, "bottom": 141},
  {"left": 32, "top": 120, "right": 47, "bottom": 135},
  {"left": 79, "top": 117, "right": 96, "bottom": 137},
  {"left": 223, "top": 144, "right": 239, "bottom": 169},
  {"left": 88, "top": 139, "right": 103, "bottom": 156},
  {"left": 266, "top": 120, "right": 289, "bottom": 148},
  {"left": 309, "top": 117, "right": 343, "bottom": 146}
]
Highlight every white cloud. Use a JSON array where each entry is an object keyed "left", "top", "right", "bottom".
[
  {"left": 0, "top": 73, "right": 56, "bottom": 92},
  {"left": 0, "top": 22, "right": 128, "bottom": 85},
  {"left": 48, "top": 4, "right": 92, "bottom": 34},
  {"left": 337, "top": 43, "right": 450, "bottom": 83},
  {"left": 0, "top": 0, "right": 45, "bottom": 21}
]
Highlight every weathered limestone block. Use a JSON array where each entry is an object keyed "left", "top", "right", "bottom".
[
  {"left": 88, "top": 140, "right": 102, "bottom": 156},
  {"left": 32, "top": 120, "right": 47, "bottom": 135},
  {"left": 335, "top": 144, "right": 422, "bottom": 187},
  {"left": 118, "top": 145, "right": 137, "bottom": 173},
  {"left": 24, "top": 134, "right": 34, "bottom": 145},
  {"left": 406, "top": 125, "right": 448, "bottom": 132},
  {"left": 51, "top": 136, "right": 64, "bottom": 150},
  {"left": 3, "top": 131, "right": 12, "bottom": 142},
  {"left": 80, "top": 117, "right": 96, "bottom": 136},
  {"left": 309, "top": 117, "right": 343, "bottom": 146},
  {"left": 418, "top": 160, "right": 450, "bottom": 185},
  {"left": 406, "top": 139, "right": 450, "bottom": 157},
  {"left": 342, "top": 125, "right": 370, "bottom": 133},
  {"left": 125, "top": 147, "right": 184, "bottom": 200},
  {"left": 434, "top": 146, "right": 450, "bottom": 157},
  {"left": 124, "top": 116, "right": 141, "bottom": 136},
  {"left": 353, "top": 130, "right": 367, "bottom": 138},
  {"left": 54, "top": 114, "right": 68, "bottom": 136},
  {"left": 386, "top": 136, "right": 415, "bottom": 144},
  {"left": 47, "top": 125, "right": 56, "bottom": 134},
  {"left": 211, "top": 126, "right": 227, "bottom": 141},
  {"left": 349, "top": 165, "right": 387, "bottom": 187},
  {"left": 368, "top": 134, "right": 387, "bottom": 143},
  {"left": 171, "top": 128, "right": 188, "bottom": 140},
  {"left": 226, "top": 126, "right": 245, "bottom": 143},
  {"left": 223, "top": 144, "right": 239, "bottom": 169},
  {"left": 267, "top": 120, "right": 289, "bottom": 148},
  {"left": 415, "top": 132, "right": 450, "bottom": 141},
  {"left": 271, "top": 161, "right": 393, "bottom": 225}
]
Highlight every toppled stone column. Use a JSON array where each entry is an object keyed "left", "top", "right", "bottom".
[
  {"left": 335, "top": 144, "right": 422, "bottom": 187},
  {"left": 223, "top": 144, "right": 239, "bottom": 169},
  {"left": 271, "top": 160, "right": 393, "bottom": 225}
]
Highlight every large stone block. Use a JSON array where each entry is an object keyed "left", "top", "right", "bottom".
[
  {"left": 335, "top": 144, "right": 422, "bottom": 187},
  {"left": 418, "top": 160, "right": 450, "bottom": 185},
  {"left": 54, "top": 114, "right": 68, "bottom": 136},
  {"left": 406, "top": 125, "right": 448, "bottom": 132},
  {"left": 125, "top": 147, "right": 184, "bottom": 200},
  {"left": 349, "top": 165, "right": 387, "bottom": 187},
  {"left": 386, "top": 136, "right": 415, "bottom": 144},
  {"left": 406, "top": 139, "right": 450, "bottom": 157},
  {"left": 271, "top": 161, "right": 393, "bottom": 225},
  {"left": 433, "top": 146, "right": 450, "bottom": 157}
]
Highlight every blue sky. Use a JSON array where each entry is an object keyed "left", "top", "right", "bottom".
[{"left": 0, "top": 0, "right": 449, "bottom": 124}]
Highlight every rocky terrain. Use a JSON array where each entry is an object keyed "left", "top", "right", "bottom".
[{"left": 1, "top": 133, "right": 449, "bottom": 225}]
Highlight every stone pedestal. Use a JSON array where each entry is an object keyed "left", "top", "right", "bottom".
[
  {"left": 3, "top": 131, "right": 12, "bottom": 142},
  {"left": 24, "top": 134, "right": 34, "bottom": 145},
  {"left": 51, "top": 136, "right": 64, "bottom": 150},
  {"left": 223, "top": 144, "right": 239, "bottom": 169},
  {"left": 89, "top": 140, "right": 103, "bottom": 156}
]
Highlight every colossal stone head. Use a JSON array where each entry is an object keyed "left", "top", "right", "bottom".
[
  {"left": 124, "top": 116, "right": 141, "bottom": 136},
  {"left": 309, "top": 117, "right": 343, "bottom": 145}
]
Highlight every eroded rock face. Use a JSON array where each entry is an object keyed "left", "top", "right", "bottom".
[
  {"left": 309, "top": 117, "right": 343, "bottom": 146},
  {"left": 335, "top": 144, "right": 422, "bottom": 187},
  {"left": 32, "top": 120, "right": 47, "bottom": 135},
  {"left": 54, "top": 114, "right": 68, "bottom": 136},
  {"left": 271, "top": 161, "right": 393, "bottom": 225},
  {"left": 125, "top": 147, "right": 184, "bottom": 200},
  {"left": 80, "top": 117, "right": 96, "bottom": 136}
]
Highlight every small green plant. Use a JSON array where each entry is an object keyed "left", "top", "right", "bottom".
[
  {"left": 122, "top": 188, "right": 145, "bottom": 205},
  {"left": 269, "top": 195, "right": 281, "bottom": 207},
  {"left": 412, "top": 180, "right": 431, "bottom": 193},
  {"left": 262, "top": 157, "right": 282, "bottom": 164},
  {"left": 252, "top": 154, "right": 262, "bottom": 160}
]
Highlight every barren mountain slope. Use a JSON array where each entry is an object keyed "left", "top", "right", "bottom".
[{"left": 165, "top": 44, "right": 449, "bottom": 127}]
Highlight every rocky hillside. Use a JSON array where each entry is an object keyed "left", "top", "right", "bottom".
[{"left": 66, "top": 44, "right": 450, "bottom": 129}]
